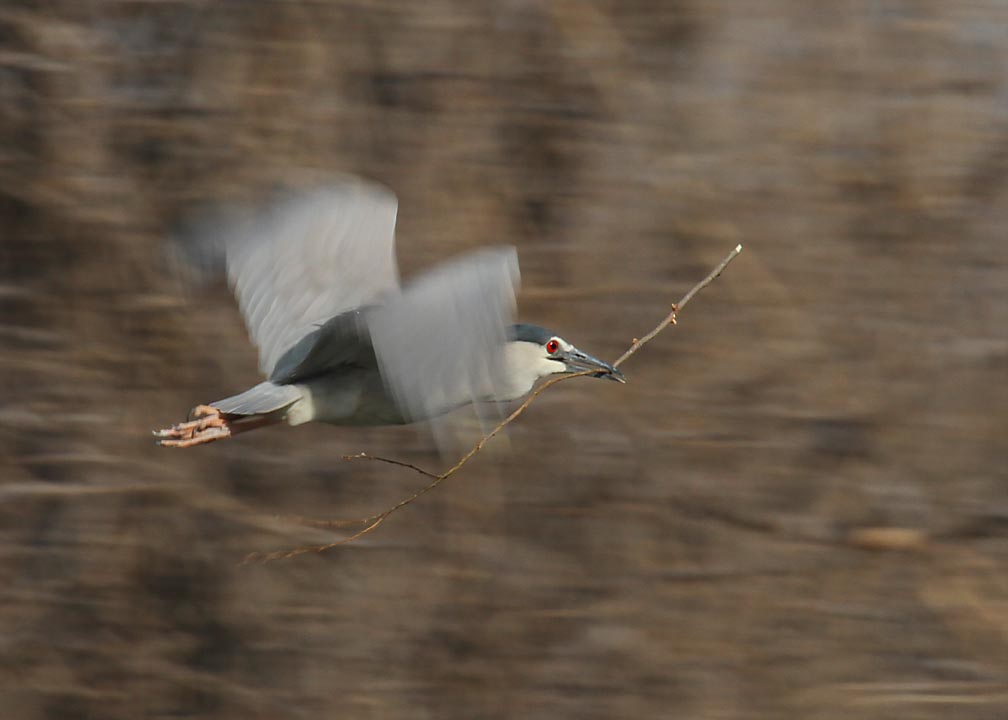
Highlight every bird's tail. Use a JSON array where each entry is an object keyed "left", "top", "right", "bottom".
[{"left": 154, "top": 382, "right": 302, "bottom": 448}]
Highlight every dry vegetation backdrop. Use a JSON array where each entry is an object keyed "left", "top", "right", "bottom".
[{"left": 2, "top": 1, "right": 1007, "bottom": 718}]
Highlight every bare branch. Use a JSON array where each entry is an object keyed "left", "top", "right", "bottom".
[
  {"left": 613, "top": 243, "right": 742, "bottom": 368},
  {"left": 243, "top": 243, "right": 742, "bottom": 564},
  {"left": 342, "top": 452, "right": 438, "bottom": 479}
]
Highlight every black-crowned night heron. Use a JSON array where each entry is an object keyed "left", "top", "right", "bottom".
[{"left": 154, "top": 177, "right": 624, "bottom": 448}]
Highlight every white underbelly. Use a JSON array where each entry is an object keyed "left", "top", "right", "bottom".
[{"left": 286, "top": 370, "right": 407, "bottom": 427}]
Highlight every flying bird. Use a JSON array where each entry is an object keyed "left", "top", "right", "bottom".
[{"left": 154, "top": 177, "right": 624, "bottom": 448}]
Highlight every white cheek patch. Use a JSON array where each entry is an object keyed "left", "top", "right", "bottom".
[
  {"left": 499, "top": 341, "right": 566, "bottom": 399},
  {"left": 540, "top": 356, "right": 566, "bottom": 375}
]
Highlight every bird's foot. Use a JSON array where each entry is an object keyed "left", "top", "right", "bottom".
[{"left": 153, "top": 405, "right": 231, "bottom": 448}]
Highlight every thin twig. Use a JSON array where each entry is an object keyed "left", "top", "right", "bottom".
[
  {"left": 342, "top": 453, "right": 438, "bottom": 479},
  {"left": 613, "top": 243, "right": 742, "bottom": 368},
  {"left": 242, "top": 243, "right": 742, "bottom": 564}
]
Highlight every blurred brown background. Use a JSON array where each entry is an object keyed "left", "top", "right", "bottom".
[{"left": 2, "top": 1, "right": 1007, "bottom": 718}]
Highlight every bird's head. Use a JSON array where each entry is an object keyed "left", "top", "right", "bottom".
[{"left": 505, "top": 324, "right": 626, "bottom": 390}]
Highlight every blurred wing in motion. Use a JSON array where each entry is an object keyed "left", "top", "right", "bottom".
[
  {"left": 224, "top": 180, "right": 400, "bottom": 376},
  {"left": 367, "top": 247, "right": 520, "bottom": 431}
]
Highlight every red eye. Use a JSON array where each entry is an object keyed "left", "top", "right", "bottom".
[{"left": 546, "top": 339, "right": 559, "bottom": 354}]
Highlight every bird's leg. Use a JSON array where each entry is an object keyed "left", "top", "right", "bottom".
[{"left": 153, "top": 405, "right": 232, "bottom": 448}]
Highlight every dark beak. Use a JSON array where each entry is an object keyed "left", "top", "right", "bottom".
[{"left": 562, "top": 347, "right": 627, "bottom": 383}]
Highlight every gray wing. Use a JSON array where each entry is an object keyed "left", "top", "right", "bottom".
[
  {"left": 224, "top": 180, "right": 400, "bottom": 377},
  {"left": 366, "top": 247, "right": 520, "bottom": 426},
  {"left": 268, "top": 308, "right": 373, "bottom": 384}
]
